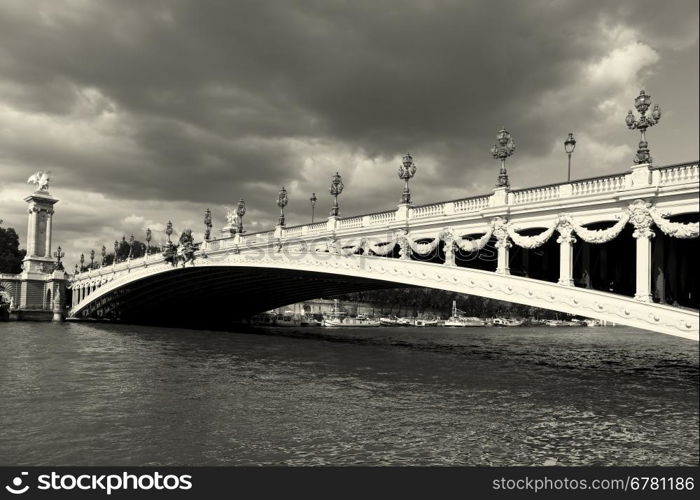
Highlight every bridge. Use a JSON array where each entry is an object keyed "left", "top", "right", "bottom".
[{"left": 67, "top": 160, "right": 699, "bottom": 340}]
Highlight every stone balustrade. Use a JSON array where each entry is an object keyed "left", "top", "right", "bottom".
[{"left": 72, "top": 161, "right": 698, "bottom": 282}]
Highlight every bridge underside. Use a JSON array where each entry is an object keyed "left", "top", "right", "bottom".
[{"left": 78, "top": 266, "right": 410, "bottom": 328}]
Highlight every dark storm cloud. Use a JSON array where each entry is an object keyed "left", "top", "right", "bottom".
[{"left": 0, "top": 0, "right": 698, "bottom": 260}]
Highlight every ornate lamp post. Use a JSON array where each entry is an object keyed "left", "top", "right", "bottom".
[
  {"left": 329, "top": 172, "right": 344, "bottom": 216},
  {"left": 80, "top": 253, "right": 85, "bottom": 272},
  {"left": 54, "top": 246, "right": 65, "bottom": 271},
  {"left": 113, "top": 240, "right": 119, "bottom": 263},
  {"left": 491, "top": 127, "right": 516, "bottom": 187},
  {"left": 203, "top": 209, "right": 212, "bottom": 240},
  {"left": 626, "top": 89, "right": 661, "bottom": 164},
  {"left": 165, "top": 221, "right": 173, "bottom": 245},
  {"left": 74, "top": 263, "right": 79, "bottom": 275},
  {"left": 277, "top": 187, "right": 288, "bottom": 226},
  {"left": 145, "top": 228, "right": 152, "bottom": 256},
  {"left": 310, "top": 192, "right": 317, "bottom": 223},
  {"left": 398, "top": 153, "right": 417, "bottom": 204},
  {"left": 101, "top": 245, "right": 106, "bottom": 266},
  {"left": 564, "top": 132, "right": 576, "bottom": 182},
  {"left": 128, "top": 234, "right": 134, "bottom": 259},
  {"left": 236, "top": 199, "right": 246, "bottom": 233},
  {"left": 89, "top": 249, "right": 95, "bottom": 269}
]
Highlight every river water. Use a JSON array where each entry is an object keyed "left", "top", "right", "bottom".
[{"left": 0, "top": 322, "right": 697, "bottom": 466}]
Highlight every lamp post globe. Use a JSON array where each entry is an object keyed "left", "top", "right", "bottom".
[{"left": 564, "top": 132, "right": 576, "bottom": 182}]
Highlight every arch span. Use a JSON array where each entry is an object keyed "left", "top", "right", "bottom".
[{"left": 69, "top": 252, "right": 698, "bottom": 340}]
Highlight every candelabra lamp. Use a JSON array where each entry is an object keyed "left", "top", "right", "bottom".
[
  {"left": 329, "top": 172, "right": 344, "bottom": 216},
  {"left": 625, "top": 89, "right": 661, "bottom": 165},
  {"left": 236, "top": 199, "right": 246, "bottom": 233},
  {"left": 491, "top": 127, "right": 516, "bottom": 188},
  {"left": 398, "top": 153, "right": 417, "bottom": 204},
  {"left": 277, "top": 187, "right": 288, "bottom": 226}
]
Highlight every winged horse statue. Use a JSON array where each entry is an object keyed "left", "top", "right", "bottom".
[{"left": 27, "top": 171, "right": 51, "bottom": 192}]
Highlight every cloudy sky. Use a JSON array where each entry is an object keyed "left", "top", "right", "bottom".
[{"left": 0, "top": 0, "right": 698, "bottom": 268}]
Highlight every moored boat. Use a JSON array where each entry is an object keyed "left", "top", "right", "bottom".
[{"left": 443, "top": 301, "right": 485, "bottom": 327}]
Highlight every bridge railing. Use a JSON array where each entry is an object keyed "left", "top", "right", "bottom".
[
  {"left": 69, "top": 161, "right": 699, "bottom": 285},
  {"left": 653, "top": 161, "right": 699, "bottom": 186}
]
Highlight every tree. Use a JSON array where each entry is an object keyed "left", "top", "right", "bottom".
[{"left": 0, "top": 223, "right": 26, "bottom": 274}]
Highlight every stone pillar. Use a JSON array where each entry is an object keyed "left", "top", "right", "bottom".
[
  {"left": 490, "top": 186, "right": 509, "bottom": 207},
  {"left": 443, "top": 233, "right": 455, "bottom": 266},
  {"left": 22, "top": 190, "right": 58, "bottom": 277},
  {"left": 492, "top": 218, "right": 510, "bottom": 275},
  {"left": 629, "top": 200, "right": 654, "bottom": 302},
  {"left": 327, "top": 216, "right": 339, "bottom": 232},
  {"left": 45, "top": 211, "right": 53, "bottom": 258},
  {"left": 557, "top": 219, "right": 576, "bottom": 286},
  {"left": 395, "top": 203, "right": 410, "bottom": 222}
]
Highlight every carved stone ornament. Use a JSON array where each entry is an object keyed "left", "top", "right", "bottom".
[
  {"left": 555, "top": 215, "right": 577, "bottom": 245},
  {"left": 628, "top": 199, "right": 655, "bottom": 239},
  {"left": 492, "top": 217, "right": 512, "bottom": 249}
]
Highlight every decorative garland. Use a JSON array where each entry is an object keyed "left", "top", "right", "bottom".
[
  {"left": 506, "top": 224, "right": 557, "bottom": 249},
  {"left": 649, "top": 210, "right": 699, "bottom": 239},
  {"left": 568, "top": 214, "right": 630, "bottom": 244},
  {"left": 408, "top": 237, "right": 440, "bottom": 256},
  {"left": 367, "top": 238, "right": 398, "bottom": 256},
  {"left": 449, "top": 228, "right": 494, "bottom": 252},
  {"left": 298, "top": 199, "right": 697, "bottom": 258}
]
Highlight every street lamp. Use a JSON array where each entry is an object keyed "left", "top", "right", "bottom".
[
  {"left": 626, "top": 89, "right": 661, "bottom": 164},
  {"left": 128, "top": 234, "right": 134, "bottom": 259},
  {"left": 329, "top": 172, "right": 344, "bottom": 216},
  {"left": 398, "top": 153, "right": 417, "bottom": 204},
  {"left": 54, "top": 246, "right": 65, "bottom": 271},
  {"left": 165, "top": 221, "right": 173, "bottom": 244},
  {"left": 236, "top": 199, "right": 246, "bottom": 233},
  {"left": 80, "top": 253, "right": 85, "bottom": 272},
  {"left": 145, "top": 228, "right": 152, "bottom": 256},
  {"left": 113, "top": 240, "right": 119, "bottom": 263},
  {"left": 101, "top": 245, "right": 106, "bottom": 266},
  {"left": 491, "top": 127, "right": 516, "bottom": 188},
  {"left": 89, "top": 249, "right": 95, "bottom": 269},
  {"left": 277, "top": 187, "right": 288, "bottom": 226},
  {"left": 203, "top": 209, "right": 212, "bottom": 241},
  {"left": 564, "top": 132, "right": 576, "bottom": 182},
  {"left": 310, "top": 192, "right": 317, "bottom": 223}
]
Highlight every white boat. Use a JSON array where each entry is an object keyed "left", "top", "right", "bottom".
[
  {"left": 413, "top": 318, "right": 439, "bottom": 327},
  {"left": 443, "top": 301, "right": 485, "bottom": 327},
  {"left": 323, "top": 316, "right": 381, "bottom": 327},
  {"left": 396, "top": 317, "right": 413, "bottom": 326},
  {"left": 493, "top": 317, "right": 524, "bottom": 327},
  {"left": 379, "top": 316, "right": 398, "bottom": 326},
  {"left": 322, "top": 300, "right": 380, "bottom": 327}
]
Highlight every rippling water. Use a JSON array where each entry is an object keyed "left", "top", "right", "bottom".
[{"left": 0, "top": 322, "right": 697, "bottom": 466}]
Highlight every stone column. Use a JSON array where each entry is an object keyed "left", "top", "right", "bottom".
[
  {"left": 629, "top": 200, "right": 654, "bottom": 302},
  {"left": 557, "top": 218, "right": 576, "bottom": 286},
  {"left": 443, "top": 233, "right": 455, "bottom": 266},
  {"left": 492, "top": 218, "right": 510, "bottom": 275},
  {"left": 45, "top": 208, "right": 54, "bottom": 258}
]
